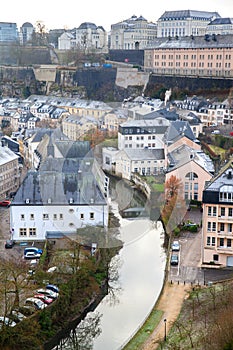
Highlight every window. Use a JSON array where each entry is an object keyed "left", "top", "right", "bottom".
[
  {"left": 228, "top": 208, "right": 233, "bottom": 217},
  {"left": 221, "top": 207, "right": 225, "bottom": 216},
  {"left": 220, "top": 238, "right": 224, "bottom": 247},
  {"left": 90, "top": 212, "right": 94, "bottom": 220},
  {"left": 105, "top": 157, "right": 110, "bottom": 165},
  {"left": 53, "top": 214, "right": 57, "bottom": 220},
  {"left": 29, "top": 228, "right": 36, "bottom": 236},
  {"left": 213, "top": 207, "right": 217, "bottom": 216},
  {"left": 59, "top": 214, "right": 63, "bottom": 220},
  {"left": 19, "top": 228, "right": 27, "bottom": 236},
  {"left": 220, "top": 223, "right": 225, "bottom": 232},
  {"left": 80, "top": 213, "right": 84, "bottom": 220},
  {"left": 207, "top": 222, "right": 211, "bottom": 232},
  {"left": 43, "top": 214, "right": 49, "bottom": 220},
  {"left": 227, "top": 239, "right": 231, "bottom": 247},
  {"left": 207, "top": 236, "right": 211, "bottom": 246},
  {"left": 213, "top": 254, "right": 219, "bottom": 261},
  {"left": 208, "top": 207, "right": 212, "bottom": 216},
  {"left": 21, "top": 214, "right": 25, "bottom": 220},
  {"left": 69, "top": 209, "right": 74, "bottom": 213},
  {"left": 30, "top": 214, "right": 34, "bottom": 220},
  {"left": 212, "top": 222, "right": 216, "bottom": 232},
  {"left": 212, "top": 237, "right": 216, "bottom": 246}
]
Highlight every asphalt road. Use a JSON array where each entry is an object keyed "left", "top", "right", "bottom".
[{"left": 169, "top": 208, "right": 233, "bottom": 285}]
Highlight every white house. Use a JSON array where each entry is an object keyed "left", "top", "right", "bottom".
[{"left": 10, "top": 155, "right": 109, "bottom": 242}]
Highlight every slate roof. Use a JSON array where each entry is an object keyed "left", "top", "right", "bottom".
[
  {"left": 12, "top": 157, "right": 106, "bottom": 206},
  {"left": 159, "top": 10, "right": 220, "bottom": 20},
  {"left": 208, "top": 18, "right": 233, "bottom": 25},
  {"left": 146, "top": 34, "right": 233, "bottom": 49},
  {"left": 164, "top": 121, "right": 196, "bottom": 143},
  {"left": 124, "top": 148, "right": 165, "bottom": 160},
  {"left": 167, "top": 145, "right": 214, "bottom": 173}
]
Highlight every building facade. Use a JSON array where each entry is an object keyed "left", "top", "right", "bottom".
[
  {"left": 0, "top": 22, "right": 18, "bottom": 42},
  {"left": 0, "top": 145, "right": 19, "bottom": 200},
  {"left": 202, "top": 164, "right": 233, "bottom": 267},
  {"left": 58, "top": 22, "right": 108, "bottom": 52},
  {"left": 157, "top": 10, "right": 220, "bottom": 38},
  {"left": 206, "top": 18, "right": 233, "bottom": 35},
  {"left": 110, "top": 15, "right": 157, "bottom": 50},
  {"left": 144, "top": 34, "right": 233, "bottom": 79}
]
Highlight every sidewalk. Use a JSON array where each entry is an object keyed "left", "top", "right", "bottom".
[{"left": 142, "top": 281, "right": 191, "bottom": 350}]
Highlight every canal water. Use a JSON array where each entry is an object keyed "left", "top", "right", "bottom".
[{"left": 53, "top": 179, "right": 166, "bottom": 349}]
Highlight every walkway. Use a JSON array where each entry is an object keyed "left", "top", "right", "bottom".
[{"left": 142, "top": 281, "right": 191, "bottom": 350}]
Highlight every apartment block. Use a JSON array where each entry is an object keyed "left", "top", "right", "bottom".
[{"left": 202, "top": 163, "right": 233, "bottom": 267}]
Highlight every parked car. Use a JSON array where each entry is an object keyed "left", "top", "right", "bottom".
[
  {"left": 170, "top": 254, "right": 179, "bottom": 266},
  {"left": 0, "top": 200, "right": 11, "bottom": 207},
  {"left": 36, "top": 289, "right": 58, "bottom": 300},
  {"left": 34, "top": 294, "right": 53, "bottom": 305},
  {"left": 46, "top": 284, "right": 59, "bottom": 293},
  {"left": 25, "top": 297, "right": 46, "bottom": 310},
  {"left": 211, "top": 130, "right": 220, "bottom": 134},
  {"left": 0, "top": 316, "right": 16, "bottom": 328},
  {"left": 171, "top": 240, "right": 180, "bottom": 252},
  {"left": 5, "top": 239, "right": 15, "bottom": 249},
  {"left": 24, "top": 252, "right": 41, "bottom": 259},
  {"left": 11, "top": 310, "right": 26, "bottom": 323},
  {"left": 24, "top": 247, "right": 43, "bottom": 256}
]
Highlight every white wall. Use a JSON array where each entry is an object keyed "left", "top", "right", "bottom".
[{"left": 10, "top": 204, "right": 108, "bottom": 241}]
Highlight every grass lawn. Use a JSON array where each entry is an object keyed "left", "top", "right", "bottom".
[
  {"left": 123, "top": 309, "right": 164, "bottom": 350},
  {"left": 208, "top": 145, "right": 226, "bottom": 159}
]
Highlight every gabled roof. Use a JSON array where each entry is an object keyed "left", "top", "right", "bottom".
[{"left": 164, "top": 121, "right": 195, "bottom": 143}]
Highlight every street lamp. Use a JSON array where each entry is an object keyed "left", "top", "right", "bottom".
[{"left": 164, "top": 318, "right": 167, "bottom": 341}]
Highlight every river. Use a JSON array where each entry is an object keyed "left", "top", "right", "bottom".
[{"left": 53, "top": 179, "right": 166, "bottom": 350}]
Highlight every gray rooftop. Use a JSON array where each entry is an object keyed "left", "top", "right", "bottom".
[
  {"left": 159, "top": 10, "right": 220, "bottom": 20},
  {"left": 12, "top": 157, "right": 106, "bottom": 206},
  {"left": 124, "top": 148, "right": 165, "bottom": 161},
  {"left": 146, "top": 34, "right": 233, "bottom": 49}
]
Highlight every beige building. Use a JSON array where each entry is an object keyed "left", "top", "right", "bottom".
[
  {"left": 202, "top": 163, "right": 233, "bottom": 267},
  {"left": 144, "top": 34, "right": 233, "bottom": 79},
  {"left": 166, "top": 145, "right": 214, "bottom": 202},
  {"left": 62, "top": 115, "right": 99, "bottom": 141},
  {"left": 157, "top": 10, "right": 220, "bottom": 38},
  {"left": 0, "top": 145, "right": 19, "bottom": 200},
  {"left": 110, "top": 15, "right": 157, "bottom": 50}
]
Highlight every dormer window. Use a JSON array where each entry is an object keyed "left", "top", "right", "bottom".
[{"left": 219, "top": 185, "right": 233, "bottom": 202}]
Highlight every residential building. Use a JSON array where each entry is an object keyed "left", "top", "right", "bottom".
[
  {"left": 144, "top": 34, "right": 233, "bottom": 79},
  {"left": 58, "top": 22, "right": 108, "bottom": 53},
  {"left": 0, "top": 145, "right": 19, "bottom": 200},
  {"left": 202, "top": 163, "right": 233, "bottom": 267},
  {"left": 165, "top": 120, "right": 201, "bottom": 151},
  {"left": 110, "top": 15, "right": 157, "bottom": 50},
  {"left": 10, "top": 142, "right": 109, "bottom": 242},
  {"left": 206, "top": 18, "right": 233, "bottom": 35},
  {"left": 157, "top": 10, "right": 220, "bottom": 38},
  {"left": 118, "top": 117, "right": 170, "bottom": 151},
  {"left": 62, "top": 115, "right": 99, "bottom": 141},
  {"left": 166, "top": 144, "right": 214, "bottom": 202},
  {"left": 102, "top": 109, "right": 127, "bottom": 132}
]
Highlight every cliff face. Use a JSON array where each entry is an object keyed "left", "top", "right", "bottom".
[{"left": 0, "top": 45, "right": 231, "bottom": 101}]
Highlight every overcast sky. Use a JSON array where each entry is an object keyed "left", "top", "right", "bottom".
[{"left": 4, "top": 0, "right": 233, "bottom": 32}]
